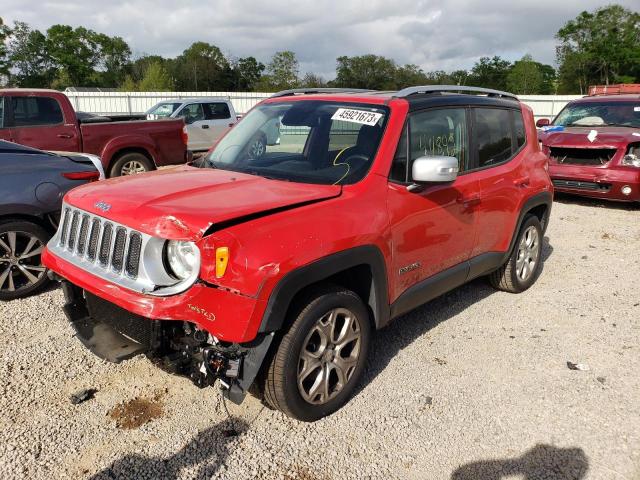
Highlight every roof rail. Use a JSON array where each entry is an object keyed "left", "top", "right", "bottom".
[
  {"left": 394, "top": 85, "right": 518, "bottom": 101},
  {"left": 270, "top": 88, "right": 376, "bottom": 98}
]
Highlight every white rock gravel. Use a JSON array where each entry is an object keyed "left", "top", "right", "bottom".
[{"left": 0, "top": 195, "right": 639, "bottom": 480}]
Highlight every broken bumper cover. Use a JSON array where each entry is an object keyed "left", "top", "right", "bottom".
[
  {"left": 549, "top": 164, "right": 640, "bottom": 201},
  {"left": 42, "top": 247, "right": 266, "bottom": 343}
]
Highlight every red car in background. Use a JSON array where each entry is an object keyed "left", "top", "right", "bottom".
[
  {"left": 0, "top": 89, "right": 189, "bottom": 177},
  {"left": 537, "top": 87, "right": 640, "bottom": 203}
]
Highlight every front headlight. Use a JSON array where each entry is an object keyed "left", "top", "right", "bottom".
[{"left": 165, "top": 240, "right": 200, "bottom": 280}]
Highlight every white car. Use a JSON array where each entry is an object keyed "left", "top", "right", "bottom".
[{"left": 146, "top": 98, "right": 238, "bottom": 152}]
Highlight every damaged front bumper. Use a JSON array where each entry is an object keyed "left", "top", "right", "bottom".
[
  {"left": 549, "top": 164, "right": 640, "bottom": 202},
  {"left": 56, "top": 278, "right": 273, "bottom": 405}
]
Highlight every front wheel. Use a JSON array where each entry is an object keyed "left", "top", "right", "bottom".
[
  {"left": 489, "top": 214, "right": 543, "bottom": 293},
  {"left": 0, "top": 221, "right": 50, "bottom": 300},
  {"left": 262, "top": 286, "right": 371, "bottom": 421}
]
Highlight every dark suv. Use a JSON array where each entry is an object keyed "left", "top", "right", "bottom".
[{"left": 43, "top": 86, "right": 553, "bottom": 421}]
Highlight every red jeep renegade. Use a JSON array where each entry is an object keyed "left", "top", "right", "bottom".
[{"left": 43, "top": 86, "right": 553, "bottom": 421}]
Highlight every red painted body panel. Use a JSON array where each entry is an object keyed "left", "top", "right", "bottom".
[
  {"left": 43, "top": 92, "right": 553, "bottom": 344},
  {"left": 0, "top": 89, "right": 187, "bottom": 170}
]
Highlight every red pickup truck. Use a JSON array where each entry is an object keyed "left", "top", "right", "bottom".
[{"left": 0, "top": 89, "right": 189, "bottom": 177}]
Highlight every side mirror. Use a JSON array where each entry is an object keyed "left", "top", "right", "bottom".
[
  {"left": 409, "top": 156, "right": 459, "bottom": 191},
  {"left": 536, "top": 118, "right": 550, "bottom": 128}
]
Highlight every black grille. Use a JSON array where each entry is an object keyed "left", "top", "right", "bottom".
[
  {"left": 60, "top": 208, "right": 70, "bottom": 246},
  {"left": 125, "top": 233, "right": 142, "bottom": 278},
  {"left": 76, "top": 214, "right": 90, "bottom": 255},
  {"left": 87, "top": 219, "right": 101, "bottom": 261},
  {"left": 67, "top": 211, "right": 80, "bottom": 250},
  {"left": 98, "top": 223, "right": 113, "bottom": 266},
  {"left": 550, "top": 147, "right": 617, "bottom": 166},
  {"left": 111, "top": 227, "right": 127, "bottom": 272},
  {"left": 553, "top": 179, "right": 611, "bottom": 191}
]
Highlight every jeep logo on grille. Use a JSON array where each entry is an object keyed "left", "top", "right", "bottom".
[{"left": 94, "top": 201, "right": 111, "bottom": 212}]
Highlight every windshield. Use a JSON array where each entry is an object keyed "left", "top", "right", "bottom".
[
  {"left": 147, "top": 102, "right": 182, "bottom": 117},
  {"left": 203, "top": 101, "right": 388, "bottom": 185},
  {"left": 554, "top": 101, "right": 640, "bottom": 128}
]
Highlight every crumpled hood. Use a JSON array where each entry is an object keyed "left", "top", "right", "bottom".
[
  {"left": 64, "top": 166, "right": 341, "bottom": 240},
  {"left": 539, "top": 126, "right": 640, "bottom": 149}
]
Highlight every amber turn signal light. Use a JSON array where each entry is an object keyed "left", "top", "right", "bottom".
[{"left": 215, "top": 247, "right": 229, "bottom": 278}]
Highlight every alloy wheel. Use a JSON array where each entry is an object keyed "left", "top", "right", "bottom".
[
  {"left": 121, "top": 160, "right": 147, "bottom": 175},
  {"left": 0, "top": 231, "right": 46, "bottom": 294},
  {"left": 297, "top": 307, "right": 362, "bottom": 405},
  {"left": 516, "top": 225, "right": 540, "bottom": 281}
]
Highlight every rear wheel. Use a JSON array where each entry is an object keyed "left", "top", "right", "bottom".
[
  {"left": 263, "top": 286, "right": 371, "bottom": 421},
  {"left": 109, "top": 152, "right": 154, "bottom": 177},
  {"left": 0, "top": 221, "right": 50, "bottom": 300},
  {"left": 489, "top": 214, "right": 543, "bottom": 293}
]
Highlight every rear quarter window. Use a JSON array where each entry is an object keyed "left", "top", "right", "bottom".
[{"left": 514, "top": 110, "right": 526, "bottom": 148}]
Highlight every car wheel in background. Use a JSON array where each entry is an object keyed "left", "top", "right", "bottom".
[
  {"left": 248, "top": 134, "right": 267, "bottom": 159},
  {"left": 262, "top": 285, "right": 371, "bottom": 421},
  {"left": 489, "top": 214, "right": 543, "bottom": 293},
  {"left": 109, "top": 152, "right": 154, "bottom": 177},
  {"left": 0, "top": 221, "right": 50, "bottom": 301}
]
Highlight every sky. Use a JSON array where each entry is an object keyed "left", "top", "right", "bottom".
[{"left": 1, "top": 0, "right": 637, "bottom": 78}]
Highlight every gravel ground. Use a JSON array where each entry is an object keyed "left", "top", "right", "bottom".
[{"left": 1, "top": 195, "right": 639, "bottom": 480}]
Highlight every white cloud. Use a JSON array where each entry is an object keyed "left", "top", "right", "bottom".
[{"left": 2, "top": 0, "right": 638, "bottom": 79}]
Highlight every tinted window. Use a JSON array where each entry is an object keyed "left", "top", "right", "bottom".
[
  {"left": 0, "top": 98, "right": 4, "bottom": 129},
  {"left": 204, "top": 102, "right": 231, "bottom": 120},
  {"left": 180, "top": 103, "right": 205, "bottom": 124},
  {"left": 12, "top": 96, "right": 63, "bottom": 127},
  {"left": 148, "top": 102, "right": 181, "bottom": 117},
  {"left": 390, "top": 108, "right": 468, "bottom": 183},
  {"left": 475, "top": 108, "right": 513, "bottom": 168},
  {"left": 514, "top": 111, "right": 526, "bottom": 148}
]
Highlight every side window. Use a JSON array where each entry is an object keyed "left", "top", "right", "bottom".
[
  {"left": 390, "top": 108, "right": 468, "bottom": 182},
  {"left": 514, "top": 110, "right": 526, "bottom": 148},
  {"left": 474, "top": 108, "right": 513, "bottom": 167},
  {"left": 204, "top": 103, "right": 231, "bottom": 120},
  {"left": 11, "top": 96, "right": 63, "bottom": 127},
  {"left": 180, "top": 103, "right": 205, "bottom": 124},
  {"left": 0, "top": 98, "right": 4, "bottom": 129}
]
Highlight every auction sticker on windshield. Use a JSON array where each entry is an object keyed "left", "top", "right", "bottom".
[{"left": 331, "top": 108, "right": 383, "bottom": 126}]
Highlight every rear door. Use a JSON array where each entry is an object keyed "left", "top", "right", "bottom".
[
  {"left": 387, "top": 107, "right": 479, "bottom": 299},
  {"left": 470, "top": 107, "right": 526, "bottom": 258},
  {"left": 9, "top": 95, "right": 80, "bottom": 151},
  {"left": 0, "top": 96, "right": 13, "bottom": 142}
]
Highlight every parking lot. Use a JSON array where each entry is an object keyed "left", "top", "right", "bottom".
[{"left": 0, "top": 194, "right": 637, "bottom": 480}]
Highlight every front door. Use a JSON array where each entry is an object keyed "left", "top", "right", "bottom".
[
  {"left": 179, "top": 103, "right": 209, "bottom": 151},
  {"left": 9, "top": 95, "right": 79, "bottom": 151},
  {"left": 387, "top": 107, "right": 478, "bottom": 300},
  {"left": 202, "top": 102, "right": 233, "bottom": 144}
]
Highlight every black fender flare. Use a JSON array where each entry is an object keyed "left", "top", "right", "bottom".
[
  {"left": 258, "top": 245, "right": 390, "bottom": 333},
  {"left": 503, "top": 190, "right": 553, "bottom": 263}
]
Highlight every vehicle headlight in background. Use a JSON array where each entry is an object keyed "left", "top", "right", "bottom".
[
  {"left": 165, "top": 240, "right": 200, "bottom": 280},
  {"left": 622, "top": 144, "right": 640, "bottom": 168}
]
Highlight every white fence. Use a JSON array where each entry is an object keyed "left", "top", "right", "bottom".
[{"left": 63, "top": 91, "right": 583, "bottom": 119}]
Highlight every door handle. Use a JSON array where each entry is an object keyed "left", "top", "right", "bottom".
[
  {"left": 513, "top": 176, "right": 530, "bottom": 187},
  {"left": 201, "top": 125, "right": 209, "bottom": 129},
  {"left": 57, "top": 133, "right": 73, "bottom": 139}
]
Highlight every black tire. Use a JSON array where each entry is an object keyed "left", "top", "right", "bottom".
[
  {"left": 489, "top": 214, "right": 543, "bottom": 293},
  {"left": 262, "top": 285, "right": 371, "bottom": 422},
  {"left": 109, "top": 152, "right": 154, "bottom": 177},
  {"left": 0, "top": 220, "right": 50, "bottom": 301},
  {"left": 247, "top": 133, "right": 267, "bottom": 159}
]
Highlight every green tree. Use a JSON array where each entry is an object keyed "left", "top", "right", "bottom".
[
  {"left": 507, "top": 55, "right": 544, "bottom": 94},
  {"left": 119, "top": 75, "right": 138, "bottom": 92},
  {"left": 93, "top": 33, "right": 131, "bottom": 87},
  {"left": 7, "top": 22, "right": 54, "bottom": 87},
  {"left": 468, "top": 56, "right": 511, "bottom": 90},
  {"left": 259, "top": 51, "right": 299, "bottom": 91},
  {"left": 171, "top": 42, "right": 230, "bottom": 91},
  {"left": 556, "top": 5, "right": 640, "bottom": 93},
  {"left": 46, "top": 25, "right": 101, "bottom": 88},
  {"left": 229, "top": 56, "right": 265, "bottom": 91},
  {"left": 0, "top": 18, "right": 11, "bottom": 83},
  {"left": 334, "top": 54, "right": 397, "bottom": 90},
  {"left": 299, "top": 72, "right": 326, "bottom": 88},
  {"left": 394, "top": 64, "right": 429, "bottom": 88},
  {"left": 138, "top": 61, "right": 174, "bottom": 91}
]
